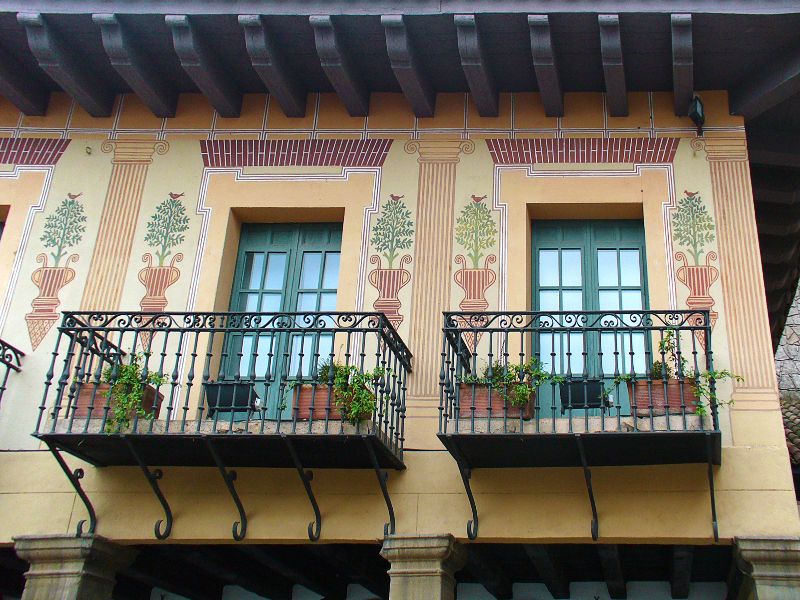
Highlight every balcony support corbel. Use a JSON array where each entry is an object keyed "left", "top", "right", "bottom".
[
  {"left": 706, "top": 433, "right": 719, "bottom": 542},
  {"left": 45, "top": 441, "right": 97, "bottom": 537},
  {"left": 576, "top": 434, "right": 599, "bottom": 541},
  {"left": 123, "top": 436, "right": 173, "bottom": 540},
  {"left": 284, "top": 434, "right": 322, "bottom": 542},
  {"left": 204, "top": 437, "right": 247, "bottom": 541},
  {"left": 364, "top": 435, "right": 396, "bottom": 536},
  {"left": 447, "top": 439, "right": 479, "bottom": 540}
]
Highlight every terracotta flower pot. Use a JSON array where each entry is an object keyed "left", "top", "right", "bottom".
[
  {"left": 293, "top": 385, "right": 342, "bottom": 420},
  {"left": 628, "top": 379, "right": 698, "bottom": 416},
  {"left": 70, "top": 383, "right": 164, "bottom": 420},
  {"left": 457, "top": 384, "right": 535, "bottom": 420}
]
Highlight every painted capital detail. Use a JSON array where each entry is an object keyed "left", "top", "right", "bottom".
[{"left": 25, "top": 195, "right": 86, "bottom": 350}]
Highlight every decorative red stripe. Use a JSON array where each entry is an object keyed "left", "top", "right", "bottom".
[
  {"left": 200, "top": 139, "right": 394, "bottom": 168},
  {"left": 484, "top": 138, "right": 680, "bottom": 165}
]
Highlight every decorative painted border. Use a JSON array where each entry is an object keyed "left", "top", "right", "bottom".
[
  {"left": 485, "top": 138, "right": 680, "bottom": 164},
  {"left": 0, "top": 138, "right": 70, "bottom": 166},
  {"left": 199, "top": 139, "right": 393, "bottom": 168}
]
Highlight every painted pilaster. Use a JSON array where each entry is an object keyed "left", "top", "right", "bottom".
[
  {"left": 14, "top": 535, "right": 137, "bottom": 600},
  {"left": 80, "top": 139, "right": 169, "bottom": 311},
  {"left": 692, "top": 137, "right": 778, "bottom": 403},
  {"left": 380, "top": 534, "right": 465, "bottom": 600},
  {"left": 735, "top": 537, "right": 800, "bottom": 600},
  {"left": 404, "top": 139, "right": 475, "bottom": 398}
]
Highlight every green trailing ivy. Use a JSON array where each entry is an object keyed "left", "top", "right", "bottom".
[
  {"left": 463, "top": 357, "right": 563, "bottom": 406},
  {"left": 454, "top": 199, "right": 498, "bottom": 269},
  {"left": 672, "top": 194, "right": 715, "bottom": 265},
  {"left": 40, "top": 198, "right": 86, "bottom": 266},
  {"left": 370, "top": 196, "right": 414, "bottom": 269},
  {"left": 145, "top": 196, "right": 190, "bottom": 266},
  {"left": 102, "top": 352, "right": 166, "bottom": 432}
]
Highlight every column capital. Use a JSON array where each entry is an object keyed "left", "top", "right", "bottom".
[
  {"left": 101, "top": 138, "right": 169, "bottom": 164},
  {"left": 380, "top": 534, "right": 466, "bottom": 600},
  {"left": 691, "top": 136, "right": 748, "bottom": 162},
  {"left": 404, "top": 139, "right": 475, "bottom": 163},
  {"left": 735, "top": 536, "right": 800, "bottom": 600}
]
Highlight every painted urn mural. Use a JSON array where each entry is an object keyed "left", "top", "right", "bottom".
[
  {"left": 139, "top": 193, "right": 189, "bottom": 313},
  {"left": 26, "top": 195, "right": 86, "bottom": 350},
  {"left": 368, "top": 194, "right": 414, "bottom": 329},
  {"left": 672, "top": 190, "right": 719, "bottom": 347},
  {"left": 453, "top": 194, "right": 498, "bottom": 351}
]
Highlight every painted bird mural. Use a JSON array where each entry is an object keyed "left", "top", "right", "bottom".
[
  {"left": 471, "top": 194, "right": 487, "bottom": 202},
  {"left": 684, "top": 190, "right": 699, "bottom": 198},
  {"left": 168, "top": 192, "right": 185, "bottom": 199},
  {"left": 389, "top": 194, "right": 404, "bottom": 201},
  {"left": 67, "top": 192, "right": 82, "bottom": 199}
]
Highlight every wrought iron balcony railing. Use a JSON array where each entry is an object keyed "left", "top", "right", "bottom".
[{"left": 0, "top": 338, "right": 23, "bottom": 406}]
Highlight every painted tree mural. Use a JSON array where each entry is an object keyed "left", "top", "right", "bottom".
[
  {"left": 145, "top": 195, "right": 190, "bottom": 266},
  {"left": 454, "top": 196, "right": 498, "bottom": 269},
  {"left": 40, "top": 198, "right": 86, "bottom": 267},
  {"left": 370, "top": 194, "right": 414, "bottom": 269},
  {"left": 672, "top": 193, "right": 715, "bottom": 265}
]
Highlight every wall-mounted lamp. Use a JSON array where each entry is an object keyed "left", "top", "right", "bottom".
[{"left": 688, "top": 95, "right": 705, "bottom": 137}]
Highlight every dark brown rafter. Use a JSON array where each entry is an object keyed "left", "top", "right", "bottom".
[
  {"left": 597, "top": 544, "right": 627, "bottom": 599},
  {"left": 671, "top": 13, "right": 693, "bottom": 116},
  {"left": 0, "top": 46, "right": 48, "bottom": 115},
  {"left": 524, "top": 544, "right": 569, "bottom": 599},
  {"left": 598, "top": 14, "right": 628, "bottom": 117},
  {"left": 528, "top": 14, "right": 563, "bottom": 118},
  {"left": 305, "top": 544, "right": 390, "bottom": 600},
  {"left": 731, "top": 43, "right": 800, "bottom": 120},
  {"left": 671, "top": 545, "right": 694, "bottom": 599},
  {"left": 463, "top": 545, "right": 513, "bottom": 600},
  {"left": 17, "top": 12, "right": 113, "bottom": 117},
  {"left": 165, "top": 14, "right": 242, "bottom": 117},
  {"left": 239, "top": 14, "right": 306, "bottom": 118},
  {"left": 310, "top": 14, "right": 369, "bottom": 117},
  {"left": 381, "top": 14, "right": 435, "bottom": 118},
  {"left": 454, "top": 14, "right": 498, "bottom": 118},
  {"left": 93, "top": 13, "right": 176, "bottom": 118}
]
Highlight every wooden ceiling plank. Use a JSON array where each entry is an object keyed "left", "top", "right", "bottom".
[
  {"left": 0, "top": 47, "right": 49, "bottom": 115},
  {"left": 93, "top": 13, "right": 176, "bottom": 118},
  {"left": 17, "top": 12, "right": 113, "bottom": 117},
  {"left": 671, "top": 13, "right": 693, "bottom": 116},
  {"left": 524, "top": 544, "right": 570, "bottom": 599},
  {"left": 165, "top": 14, "right": 242, "bottom": 118},
  {"left": 310, "top": 14, "right": 369, "bottom": 117},
  {"left": 598, "top": 14, "right": 628, "bottom": 117},
  {"left": 454, "top": 14, "right": 498, "bottom": 118},
  {"left": 382, "top": 14, "right": 435, "bottom": 118},
  {"left": 305, "top": 544, "right": 389, "bottom": 600},
  {"left": 597, "top": 544, "right": 627, "bottom": 599},
  {"left": 671, "top": 545, "right": 694, "bottom": 599},
  {"left": 239, "top": 14, "right": 306, "bottom": 118},
  {"left": 528, "top": 14, "right": 563, "bottom": 118},
  {"left": 730, "top": 43, "right": 800, "bottom": 120},
  {"left": 464, "top": 546, "right": 513, "bottom": 600}
]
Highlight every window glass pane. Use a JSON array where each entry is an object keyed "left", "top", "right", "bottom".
[
  {"left": 599, "top": 290, "right": 620, "bottom": 311},
  {"left": 601, "top": 332, "right": 619, "bottom": 375},
  {"left": 319, "top": 292, "right": 337, "bottom": 312},
  {"left": 539, "top": 333, "right": 558, "bottom": 373},
  {"left": 562, "top": 290, "right": 583, "bottom": 312},
  {"left": 300, "top": 253, "right": 322, "bottom": 289},
  {"left": 254, "top": 334, "right": 274, "bottom": 378},
  {"left": 597, "top": 250, "right": 619, "bottom": 287},
  {"left": 289, "top": 334, "right": 315, "bottom": 377},
  {"left": 566, "top": 332, "right": 584, "bottom": 375},
  {"left": 539, "top": 290, "right": 560, "bottom": 312},
  {"left": 561, "top": 250, "right": 582, "bottom": 286},
  {"left": 243, "top": 253, "right": 265, "bottom": 289},
  {"left": 239, "top": 335, "right": 254, "bottom": 377},
  {"left": 245, "top": 293, "right": 259, "bottom": 312},
  {"left": 619, "top": 250, "right": 641, "bottom": 287},
  {"left": 621, "top": 290, "right": 643, "bottom": 311},
  {"left": 264, "top": 253, "right": 287, "bottom": 290},
  {"left": 538, "top": 250, "right": 559, "bottom": 286},
  {"left": 297, "top": 292, "right": 317, "bottom": 312},
  {"left": 317, "top": 334, "right": 334, "bottom": 373},
  {"left": 260, "top": 293, "right": 281, "bottom": 312},
  {"left": 322, "top": 253, "right": 340, "bottom": 289}
]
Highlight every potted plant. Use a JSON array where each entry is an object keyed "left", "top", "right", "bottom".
[
  {"left": 459, "top": 358, "right": 559, "bottom": 419},
  {"left": 290, "top": 360, "right": 386, "bottom": 424},
  {"left": 73, "top": 352, "right": 166, "bottom": 431}
]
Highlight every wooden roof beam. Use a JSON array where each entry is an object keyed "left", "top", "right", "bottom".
[
  {"left": 597, "top": 544, "right": 627, "bottom": 599},
  {"left": 381, "top": 14, "right": 435, "bottom": 118},
  {"left": 731, "top": 43, "right": 800, "bottom": 120},
  {"left": 0, "top": 46, "right": 49, "bottom": 116},
  {"left": 310, "top": 15, "right": 369, "bottom": 117},
  {"left": 455, "top": 14, "right": 498, "bottom": 118},
  {"left": 528, "top": 15, "right": 563, "bottom": 118},
  {"left": 93, "top": 13, "right": 177, "bottom": 118},
  {"left": 17, "top": 12, "right": 113, "bottom": 117},
  {"left": 463, "top": 545, "right": 513, "bottom": 600},
  {"left": 239, "top": 14, "right": 306, "bottom": 118},
  {"left": 670, "top": 545, "right": 693, "bottom": 599},
  {"left": 524, "top": 544, "right": 569, "bottom": 599},
  {"left": 165, "top": 14, "right": 242, "bottom": 118},
  {"left": 599, "top": 14, "right": 628, "bottom": 117},
  {"left": 671, "top": 13, "right": 693, "bottom": 116}
]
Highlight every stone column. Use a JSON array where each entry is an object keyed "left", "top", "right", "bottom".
[
  {"left": 80, "top": 139, "right": 169, "bottom": 311},
  {"left": 14, "top": 535, "right": 137, "bottom": 600},
  {"left": 403, "top": 139, "right": 475, "bottom": 399},
  {"left": 380, "top": 534, "right": 465, "bottom": 600},
  {"left": 735, "top": 537, "right": 800, "bottom": 600},
  {"left": 691, "top": 137, "right": 777, "bottom": 404}
]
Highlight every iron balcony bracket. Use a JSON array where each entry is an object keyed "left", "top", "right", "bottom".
[
  {"left": 123, "top": 437, "right": 173, "bottom": 540},
  {"left": 706, "top": 433, "right": 719, "bottom": 542},
  {"left": 576, "top": 435, "right": 599, "bottom": 541},
  {"left": 284, "top": 434, "right": 322, "bottom": 542},
  {"left": 204, "top": 437, "right": 247, "bottom": 541},
  {"left": 448, "top": 440, "right": 479, "bottom": 540},
  {"left": 364, "top": 435, "right": 396, "bottom": 536},
  {"left": 46, "top": 441, "right": 97, "bottom": 537}
]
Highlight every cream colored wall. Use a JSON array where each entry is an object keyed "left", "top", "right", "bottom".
[{"left": 0, "top": 90, "right": 796, "bottom": 548}]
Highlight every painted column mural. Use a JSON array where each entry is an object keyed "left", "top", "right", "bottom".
[
  {"left": 404, "top": 139, "right": 475, "bottom": 398},
  {"left": 80, "top": 139, "right": 169, "bottom": 311}
]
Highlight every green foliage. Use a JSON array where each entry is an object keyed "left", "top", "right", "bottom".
[
  {"left": 332, "top": 364, "right": 387, "bottom": 425},
  {"left": 145, "top": 197, "right": 190, "bottom": 266},
  {"left": 102, "top": 352, "right": 166, "bottom": 432},
  {"left": 370, "top": 196, "right": 414, "bottom": 269},
  {"left": 40, "top": 198, "right": 86, "bottom": 267},
  {"left": 463, "top": 357, "right": 563, "bottom": 406},
  {"left": 454, "top": 200, "right": 498, "bottom": 268},
  {"left": 672, "top": 195, "right": 715, "bottom": 265}
]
